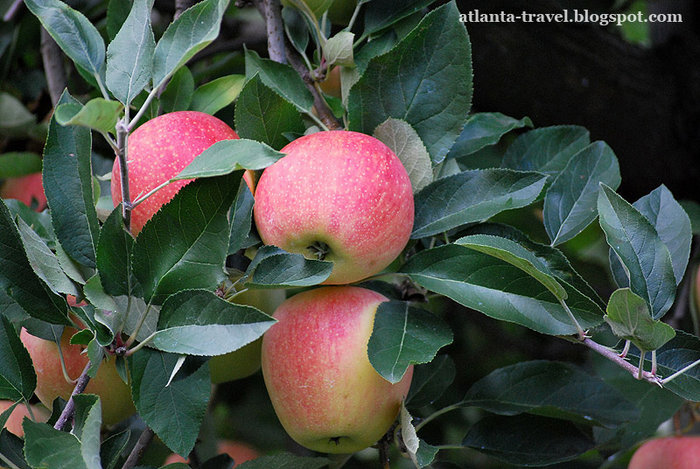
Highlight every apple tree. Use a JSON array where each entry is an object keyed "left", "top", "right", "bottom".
[{"left": 0, "top": 0, "right": 699, "bottom": 468}]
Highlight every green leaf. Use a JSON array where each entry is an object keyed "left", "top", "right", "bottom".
[
  {"left": 237, "top": 454, "right": 329, "bottom": 469},
  {"left": 190, "top": 74, "right": 246, "bottom": 115},
  {"left": 0, "top": 429, "right": 30, "bottom": 469},
  {"left": 96, "top": 206, "right": 138, "bottom": 297},
  {"left": 348, "top": 2, "right": 472, "bottom": 163},
  {"left": 132, "top": 174, "right": 239, "bottom": 304},
  {"left": 160, "top": 66, "right": 194, "bottom": 113},
  {"left": 244, "top": 49, "right": 314, "bottom": 113},
  {"left": 0, "top": 316, "right": 36, "bottom": 401},
  {"left": 130, "top": 349, "right": 210, "bottom": 457},
  {"left": 3, "top": 200, "right": 55, "bottom": 248},
  {"left": 597, "top": 184, "right": 676, "bottom": 319},
  {"left": 106, "top": 0, "right": 132, "bottom": 40},
  {"left": 152, "top": 0, "right": 229, "bottom": 89},
  {"left": 43, "top": 90, "right": 99, "bottom": 268},
  {"left": 71, "top": 395, "right": 102, "bottom": 469},
  {"left": 86, "top": 279, "right": 156, "bottom": 343},
  {"left": 406, "top": 355, "right": 456, "bottom": 408},
  {"left": 401, "top": 244, "right": 603, "bottom": 336},
  {"left": 234, "top": 75, "right": 305, "bottom": 150},
  {"left": 605, "top": 288, "right": 675, "bottom": 351},
  {"left": 412, "top": 169, "right": 548, "bottom": 239},
  {"left": 24, "top": 0, "right": 105, "bottom": 82},
  {"left": 54, "top": 99, "right": 123, "bottom": 134},
  {"left": 373, "top": 118, "right": 432, "bottom": 193},
  {"left": 462, "top": 414, "right": 595, "bottom": 466},
  {"left": 0, "top": 152, "right": 42, "bottom": 178},
  {"left": 501, "top": 125, "right": 591, "bottom": 176},
  {"left": 680, "top": 200, "right": 700, "bottom": 235},
  {"left": 368, "top": 301, "right": 452, "bottom": 383},
  {"left": 543, "top": 141, "right": 621, "bottom": 246},
  {"left": 363, "top": 0, "right": 438, "bottom": 37},
  {"left": 462, "top": 360, "right": 639, "bottom": 428},
  {"left": 447, "top": 112, "right": 532, "bottom": 159},
  {"left": 172, "top": 139, "right": 283, "bottom": 181},
  {"left": 149, "top": 289, "right": 275, "bottom": 356},
  {"left": 0, "top": 199, "right": 69, "bottom": 325},
  {"left": 0, "top": 93, "right": 35, "bottom": 136},
  {"left": 228, "top": 183, "right": 257, "bottom": 255},
  {"left": 243, "top": 245, "right": 332, "bottom": 288},
  {"left": 100, "top": 429, "right": 131, "bottom": 469},
  {"left": 323, "top": 31, "right": 354, "bottom": 67},
  {"left": 106, "top": 0, "right": 155, "bottom": 105}
]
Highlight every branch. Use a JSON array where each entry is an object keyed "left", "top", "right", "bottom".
[
  {"left": 116, "top": 119, "right": 132, "bottom": 231},
  {"left": 253, "top": 0, "right": 286, "bottom": 63},
  {"left": 580, "top": 338, "right": 662, "bottom": 386},
  {"left": 121, "top": 427, "right": 155, "bottom": 469},
  {"left": 2, "top": 0, "right": 22, "bottom": 22},
  {"left": 53, "top": 361, "right": 92, "bottom": 431},
  {"left": 40, "top": 28, "right": 66, "bottom": 107}
]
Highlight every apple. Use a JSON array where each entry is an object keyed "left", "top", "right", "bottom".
[
  {"left": 0, "top": 400, "right": 49, "bottom": 437},
  {"left": 20, "top": 327, "right": 135, "bottom": 426},
  {"left": 261, "top": 286, "right": 413, "bottom": 454},
  {"left": 629, "top": 436, "right": 700, "bottom": 469},
  {"left": 111, "top": 111, "right": 239, "bottom": 235},
  {"left": 209, "top": 288, "right": 286, "bottom": 383},
  {"left": 0, "top": 172, "right": 46, "bottom": 211},
  {"left": 164, "top": 440, "right": 259, "bottom": 466},
  {"left": 253, "top": 131, "right": 414, "bottom": 285}
]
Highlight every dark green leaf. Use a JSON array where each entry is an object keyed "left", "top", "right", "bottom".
[
  {"left": 363, "top": 0, "right": 438, "bottom": 37},
  {"left": 54, "top": 99, "right": 123, "bottom": 134},
  {"left": 447, "top": 112, "right": 532, "bottom": 159},
  {"left": 368, "top": 301, "right": 453, "bottom": 383},
  {"left": 416, "top": 440, "right": 439, "bottom": 467},
  {"left": 412, "top": 169, "right": 548, "bottom": 239},
  {"left": 130, "top": 349, "right": 210, "bottom": 457},
  {"left": 0, "top": 429, "right": 30, "bottom": 469},
  {"left": 190, "top": 74, "right": 245, "bottom": 115},
  {"left": 173, "top": 139, "right": 283, "bottom": 181},
  {"left": 0, "top": 93, "right": 35, "bottom": 137},
  {"left": 0, "top": 152, "right": 42, "bottom": 178},
  {"left": 96, "top": 206, "right": 138, "bottom": 297},
  {"left": 237, "top": 454, "right": 329, "bottom": 469},
  {"left": 462, "top": 414, "right": 595, "bottom": 466},
  {"left": 106, "top": 0, "right": 155, "bottom": 105},
  {"left": 234, "top": 75, "right": 305, "bottom": 150},
  {"left": 3, "top": 199, "right": 55, "bottom": 247},
  {"left": 152, "top": 0, "right": 230, "bottom": 89},
  {"left": 598, "top": 184, "right": 676, "bottom": 319},
  {"left": 132, "top": 174, "right": 239, "bottom": 304},
  {"left": 43, "top": 90, "right": 99, "bottom": 268},
  {"left": 228, "top": 183, "right": 257, "bottom": 255},
  {"left": 605, "top": 288, "right": 675, "bottom": 351},
  {"left": 86, "top": 279, "right": 156, "bottom": 343},
  {"left": 543, "top": 141, "right": 621, "bottom": 246},
  {"left": 462, "top": 360, "right": 639, "bottom": 428},
  {"left": 106, "top": 0, "right": 132, "bottom": 40},
  {"left": 160, "top": 66, "right": 194, "bottom": 113},
  {"left": 349, "top": 2, "right": 472, "bottom": 163},
  {"left": 149, "top": 289, "right": 275, "bottom": 356},
  {"left": 0, "top": 316, "right": 36, "bottom": 401},
  {"left": 24, "top": 0, "right": 105, "bottom": 82},
  {"left": 501, "top": 125, "right": 591, "bottom": 176},
  {"left": 244, "top": 49, "right": 313, "bottom": 113},
  {"left": 100, "top": 429, "right": 131, "bottom": 469},
  {"left": 679, "top": 200, "right": 700, "bottom": 234},
  {"left": 70, "top": 394, "right": 102, "bottom": 467},
  {"left": 401, "top": 244, "right": 603, "bottom": 336},
  {"left": 243, "top": 245, "right": 332, "bottom": 288},
  {"left": 406, "top": 355, "right": 456, "bottom": 408}
]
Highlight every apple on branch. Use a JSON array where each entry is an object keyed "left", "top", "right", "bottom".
[{"left": 629, "top": 436, "right": 700, "bottom": 469}]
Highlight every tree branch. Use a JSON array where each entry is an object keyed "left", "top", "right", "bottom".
[
  {"left": 121, "top": 427, "right": 155, "bottom": 469},
  {"left": 2, "top": 0, "right": 23, "bottom": 21},
  {"left": 40, "top": 28, "right": 66, "bottom": 107},
  {"left": 580, "top": 338, "right": 662, "bottom": 386},
  {"left": 53, "top": 361, "right": 92, "bottom": 431},
  {"left": 116, "top": 120, "right": 132, "bottom": 232},
  {"left": 253, "top": 0, "right": 286, "bottom": 63}
]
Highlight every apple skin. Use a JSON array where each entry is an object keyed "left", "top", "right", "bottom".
[
  {"left": 164, "top": 440, "right": 259, "bottom": 466},
  {"left": 111, "top": 111, "right": 239, "bottom": 235},
  {"left": 253, "top": 131, "right": 414, "bottom": 285},
  {"left": 629, "top": 436, "right": 700, "bottom": 469},
  {"left": 261, "top": 286, "right": 413, "bottom": 454},
  {"left": 0, "top": 172, "right": 46, "bottom": 211},
  {"left": 0, "top": 400, "right": 49, "bottom": 437},
  {"left": 20, "top": 327, "right": 135, "bottom": 426},
  {"left": 209, "top": 288, "right": 286, "bottom": 383}
]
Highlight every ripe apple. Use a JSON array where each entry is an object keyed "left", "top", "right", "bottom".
[
  {"left": 629, "top": 436, "right": 700, "bottom": 469},
  {"left": 261, "top": 286, "right": 413, "bottom": 454},
  {"left": 0, "top": 172, "right": 46, "bottom": 211},
  {"left": 209, "top": 288, "right": 286, "bottom": 383},
  {"left": 0, "top": 400, "right": 49, "bottom": 437},
  {"left": 164, "top": 440, "right": 259, "bottom": 466},
  {"left": 20, "top": 327, "right": 135, "bottom": 426},
  {"left": 253, "top": 131, "right": 414, "bottom": 285},
  {"left": 111, "top": 111, "right": 239, "bottom": 235}
]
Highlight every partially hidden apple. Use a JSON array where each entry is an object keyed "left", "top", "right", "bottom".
[
  {"left": 629, "top": 436, "right": 700, "bottom": 469},
  {"left": 253, "top": 131, "right": 414, "bottom": 285},
  {"left": 261, "top": 286, "right": 413, "bottom": 454},
  {"left": 209, "top": 288, "right": 286, "bottom": 384},
  {"left": 0, "top": 400, "right": 49, "bottom": 437},
  {"left": 20, "top": 327, "right": 135, "bottom": 426},
  {"left": 0, "top": 172, "right": 46, "bottom": 211},
  {"left": 111, "top": 111, "right": 239, "bottom": 235},
  {"left": 164, "top": 440, "right": 259, "bottom": 466}
]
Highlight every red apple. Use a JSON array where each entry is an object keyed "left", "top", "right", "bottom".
[
  {"left": 164, "top": 440, "right": 258, "bottom": 466},
  {"left": 261, "top": 286, "right": 413, "bottom": 454},
  {"left": 20, "top": 327, "right": 135, "bottom": 426},
  {"left": 629, "top": 436, "right": 700, "bottom": 469},
  {"left": 0, "top": 172, "right": 46, "bottom": 211},
  {"left": 253, "top": 131, "right": 414, "bottom": 285},
  {"left": 0, "top": 400, "right": 49, "bottom": 437},
  {"left": 111, "top": 111, "right": 239, "bottom": 235}
]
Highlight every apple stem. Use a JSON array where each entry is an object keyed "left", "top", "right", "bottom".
[
  {"left": 54, "top": 361, "right": 92, "bottom": 431},
  {"left": 637, "top": 350, "right": 646, "bottom": 380},
  {"left": 308, "top": 241, "right": 330, "bottom": 260},
  {"left": 559, "top": 298, "right": 586, "bottom": 340},
  {"left": 619, "top": 339, "right": 631, "bottom": 358},
  {"left": 651, "top": 350, "right": 658, "bottom": 376}
]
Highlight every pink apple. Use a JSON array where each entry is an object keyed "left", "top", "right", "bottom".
[
  {"left": 253, "top": 131, "right": 414, "bottom": 285},
  {"left": 164, "top": 440, "right": 259, "bottom": 466},
  {"left": 0, "top": 172, "right": 46, "bottom": 211},
  {"left": 0, "top": 400, "right": 49, "bottom": 437},
  {"left": 111, "top": 111, "right": 239, "bottom": 235},
  {"left": 261, "top": 286, "right": 413, "bottom": 454},
  {"left": 629, "top": 436, "right": 700, "bottom": 469},
  {"left": 20, "top": 327, "right": 135, "bottom": 426}
]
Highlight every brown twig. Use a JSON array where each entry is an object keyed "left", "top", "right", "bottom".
[
  {"left": 580, "top": 338, "right": 662, "bottom": 385},
  {"left": 121, "top": 427, "right": 155, "bottom": 469},
  {"left": 53, "top": 361, "right": 92, "bottom": 431},
  {"left": 252, "top": 0, "right": 286, "bottom": 63},
  {"left": 40, "top": 28, "right": 67, "bottom": 107}
]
